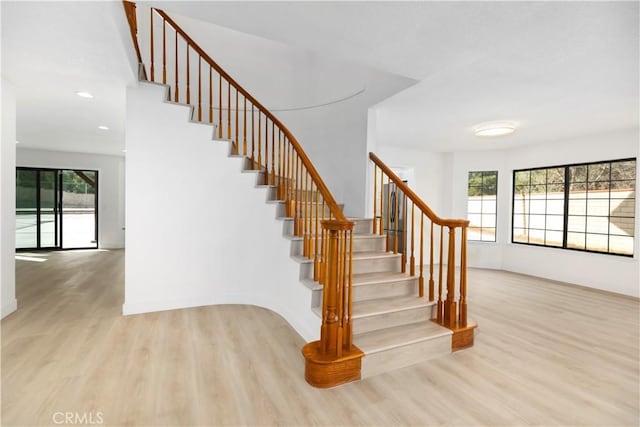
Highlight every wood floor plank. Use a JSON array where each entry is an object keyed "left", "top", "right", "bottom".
[{"left": 2, "top": 250, "right": 638, "bottom": 426}]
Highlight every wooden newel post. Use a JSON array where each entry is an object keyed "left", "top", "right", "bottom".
[
  {"left": 319, "top": 219, "right": 354, "bottom": 356},
  {"left": 321, "top": 224, "right": 341, "bottom": 356},
  {"left": 302, "top": 219, "right": 363, "bottom": 388},
  {"left": 444, "top": 226, "right": 457, "bottom": 328}
]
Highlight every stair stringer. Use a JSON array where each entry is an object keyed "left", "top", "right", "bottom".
[{"left": 123, "top": 81, "right": 320, "bottom": 341}]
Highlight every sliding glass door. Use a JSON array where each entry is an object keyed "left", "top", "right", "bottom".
[
  {"left": 16, "top": 169, "right": 40, "bottom": 249},
  {"left": 61, "top": 170, "right": 97, "bottom": 248},
  {"left": 16, "top": 168, "right": 98, "bottom": 250},
  {"left": 40, "top": 170, "right": 59, "bottom": 247}
]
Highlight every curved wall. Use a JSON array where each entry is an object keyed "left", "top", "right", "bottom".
[{"left": 124, "top": 83, "right": 320, "bottom": 341}]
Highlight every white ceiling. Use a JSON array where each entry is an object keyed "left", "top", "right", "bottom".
[
  {"left": 2, "top": 1, "right": 136, "bottom": 156},
  {"left": 154, "top": 1, "right": 640, "bottom": 152},
  {"left": 2, "top": 1, "right": 638, "bottom": 155}
]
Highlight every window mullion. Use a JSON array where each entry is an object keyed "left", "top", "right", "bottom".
[
  {"left": 607, "top": 162, "right": 612, "bottom": 253},
  {"left": 562, "top": 166, "right": 570, "bottom": 249}
]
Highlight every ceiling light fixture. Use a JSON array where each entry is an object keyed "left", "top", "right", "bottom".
[
  {"left": 122, "top": 149, "right": 127, "bottom": 153},
  {"left": 98, "top": 125, "right": 109, "bottom": 130},
  {"left": 473, "top": 121, "right": 516, "bottom": 137},
  {"left": 76, "top": 91, "right": 94, "bottom": 99},
  {"left": 15, "top": 140, "right": 20, "bottom": 144}
]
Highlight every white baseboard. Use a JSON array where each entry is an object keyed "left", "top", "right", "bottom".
[
  {"left": 122, "top": 293, "right": 320, "bottom": 342},
  {"left": 99, "top": 242, "right": 125, "bottom": 250}
]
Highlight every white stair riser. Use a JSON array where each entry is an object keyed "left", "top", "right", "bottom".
[
  {"left": 297, "top": 254, "right": 401, "bottom": 280},
  {"left": 289, "top": 235, "right": 386, "bottom": 256},
  {"left": 353, "top": 278, "right": 418, "bottom": 301},
  {"left": 353, "top": 219, "right": 374, "bottom": 234},
  {"left": 352, "top": 237, "right": 386, "bottom": 253},
  {"left": 360, "top": 334, "right": 451, "bottom": 378},
  {"left": 311, "top": 278, "right": 418, "bottom": 307},
  {"left": 353, "top": 305, "right": 434, "bottom": 335},
  {"left": 262, "top": 186, "right": 279, "bottom": 200},
  {"left": 243, "top": 158, "right": 262, "bottom": 172},
  {"left": 353, "top": 255, "right": 401, "bottom": 275},
  {"left": 310, "top": 288, "right": 322, "bottom": 309},
  {"left": 281, "top": 220, "right": 323, "bottom": 237}
]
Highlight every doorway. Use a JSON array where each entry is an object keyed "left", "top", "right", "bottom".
[{"left": 16, "top": 167, "right": 98, "bottom": 250}]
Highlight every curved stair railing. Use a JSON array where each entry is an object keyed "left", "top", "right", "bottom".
[
  {"left": 370, "top": 152, "right": 477, "bottom": 347},
  {"left": 122, "top": 1, "right": 362, "bottom": 387}
]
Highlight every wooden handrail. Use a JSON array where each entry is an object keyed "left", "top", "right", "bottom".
[
  {"left": 151, "top": 8, "right": 346, "bottom": 222},
  {"left": 369, "top": 152, "right": 469, "bottom": 228},
  {"left": 122, "top": 1, "right": 147, "bottom": 80},
  {"left": 369, "top": 152, "right": 475, "bottom": 339}
]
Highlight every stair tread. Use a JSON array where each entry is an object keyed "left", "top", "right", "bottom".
[
  {"left": 352, "top": 271, "right": 416, "bottom": 285},
  {"left": 278, "top": 216, "right": 372, "bottom": 221},
  {"left": 286, "top": 233, "right": 384, "bottom": 241},
  {"left": 291, "top": 251, "right": 398, "bottom": 264},
  {"left": 302, "top": 271, "right": 417, "bottom": 291},
  {"left": 271, "top": 200, "right": 337, "bottom": 205},
  {"left": 352, "top": 295, "right": 434, "bottom": 318},
  {"left": 352, "top": 251, "right": 401, "bottom": 259},
  {"left": 354, "top": 321, "right": 452, "bottom": 354}
]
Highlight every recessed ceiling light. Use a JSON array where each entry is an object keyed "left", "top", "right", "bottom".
[
  {"left": 98, "top": 125, "right": 109, "bottom": 130},
  {"left": 473, "top": 121, "right": 516, "bottom": 137},
  {"left": 121, "top": 149, "right": 127, "bottom": 153},
  {"left": 15, "top": 140, "right": 20, "bottom": 144},
  {"left": 76, "top": 91, "right": 94, "bottom": 98}
]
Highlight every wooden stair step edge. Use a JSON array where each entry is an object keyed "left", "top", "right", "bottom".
[{"left": 291, "top": 251, "right": 400, "bottom": 265}]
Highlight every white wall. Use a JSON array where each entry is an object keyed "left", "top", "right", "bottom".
[
  {"left": 449, "top": 130, "right": 639, "bottom": 297},
  {"left": 1, "top": 78, "right": 17, "bottom": 318},
  {"left": 368, "top": 142, "right": 455, "bottom": 273},
  {"left": 450, "top": 150, "right": 508, "bottom": 269},
  {"left": 124, "top": 83, "right": 320, "bottom": 341},
  {"left": 16, "top": 148, "right": 125, "bottom": 249},
  {"left": 375, "top": 146, "right": 448, "bottom": 218}
]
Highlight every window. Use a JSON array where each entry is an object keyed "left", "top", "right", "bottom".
[
  {"left": 513, "top": 167, "right": 565, "bottom": 247},
  {"left": 467, "top": 171, "right": 497, "bottom": 241},
  {"left": 512, "top": 159, "right": 636, "bottom": 256}
]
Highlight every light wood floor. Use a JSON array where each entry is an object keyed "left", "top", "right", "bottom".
[{"left": 2, "top": 250, "right": 638, "bottom": 426}]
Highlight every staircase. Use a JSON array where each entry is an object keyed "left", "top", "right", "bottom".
[
  {"left": 234, "top": 149, "right": 459, "bottom": 379},
  {"left": 122, "top": 1, "right": 476, "bottom": 388},
  {"left": 287, "top": 212, "right": 453, "bottom": 379},
  {"left": 245, "top": 155, "right": 456, "bottom": 380}
]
